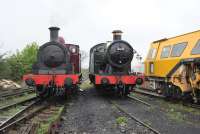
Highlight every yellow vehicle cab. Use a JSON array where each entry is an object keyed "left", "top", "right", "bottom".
[{"left": 144, "top": 30, "right": 200, "bottom": 102}]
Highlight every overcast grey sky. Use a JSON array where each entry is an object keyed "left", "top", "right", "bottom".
[{"left": 0, "top": 0, "right": 200, "bottom": 67}]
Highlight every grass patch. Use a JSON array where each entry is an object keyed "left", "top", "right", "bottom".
[
  {"left": 1, "top": 106, "right": 23, "bottom": 116},
  {"left": 143, "top": 119, "right": 152, "bottom": 126},
  {"left": 166, "top": 110, "right": 184, "bottom": 122},
  {"left": 130, "top": 92, "right": 200, "bottom": 124},
  {"left": 116, "top": 116, "right": 128, "bottom": 125},
  {"left": 81, "top": 68, "right": 89, "bottom": 78},
  {"left": 0, "top": 93, "right": 36, "bottom": 117},
  {"left": 80, "top": 68, "right": 93, "bottom": 90},
  {"left": 36, "top": 106, "right": 64, "bottom": 134},
  {"left": 163, "top": 102, "right": 200, "bottom": 123},
  {"left": 80, "top": 80, "right": 93, "bottom": 90}
]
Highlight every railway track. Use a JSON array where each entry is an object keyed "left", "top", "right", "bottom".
[
  {"left": 127, "top": 95, "right": 152, "bottom": 107},
  {"left": 133, "top": 88, "right": 200, "bottom": 110},
  {"left": 182, "top": 102, "right": 200, "bottom": 110},
  {"left": 110, "top": 100, "right": 161, "bottom": 134},
  {"left": 0, "top": 87, "right": 34, "bottom": 99},
  {"left": 0, "top": 96, "right": 37, "bottom": 111},
  {"left": 0, "top": 97, "right": 46, "bottom": 133},
  {"left": 133, "top": 88, "right": 165, "bottom": 98},
  {"left": 81, "top": 77, "right": 89, "bottom": 82}
]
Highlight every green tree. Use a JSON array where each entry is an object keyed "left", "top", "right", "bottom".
[
  {"left": 7, "top": 42, "right": 39, "bottom": 81},
  {"left": 0, "top": 52, "right": 10, "bottom": 79},
  {"left": 20, "top": 42, "right": 39, "bottom": 74}
]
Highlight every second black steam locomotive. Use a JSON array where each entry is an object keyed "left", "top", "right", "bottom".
[{"left": 89, "top": 30, "right": 143, "bottom": 96}]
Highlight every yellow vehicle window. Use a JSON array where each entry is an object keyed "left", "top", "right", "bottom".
[
  {"left": 161, "top": 46, "right": 171, "bottom": 58},
  {"left": 191, "top": 40, "right": 200, "bottom": 55},
  {"left": 150, "top": 62, "right": 154, "bottom": 73},
  {"left": 171, "top": 42, "right": 187, "bottom": 57},
  {"left": 147, "top": 48, "right": 157, "bottom": 59}
]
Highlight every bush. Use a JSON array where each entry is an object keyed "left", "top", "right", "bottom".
[
  {"left": 0, "top": 53, "right": 11, "bottom": 79},
  {"left": 5, "top": 42, "right": 39, "bottom": 81}
]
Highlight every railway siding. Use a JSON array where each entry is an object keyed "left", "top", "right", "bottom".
[
  {"left": 129, "top": 92, "right": 200, "bottom": 130},
  {"left": 0, "top": 97, "right": 65, "bottom": 133},
  {"left": 113, "top": 95, "right": 200, "bottom": 134}
]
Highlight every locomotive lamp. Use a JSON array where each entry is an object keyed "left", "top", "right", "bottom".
[
  {"left": 101, "top": 78, "right": 110, "bottom": 85},
  {"left": 136, "top": 54, "right": 142, "bottom": 61}
]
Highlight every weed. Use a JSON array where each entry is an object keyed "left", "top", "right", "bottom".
[
  {"left": 36, "top": 106, "right": 64, "bottom": 134},
  {"left": 116, "top": 116, "right": 128, "bottom": 125},
  {"left": 80, "top": 80, "right": 93, "bottom": 90}
]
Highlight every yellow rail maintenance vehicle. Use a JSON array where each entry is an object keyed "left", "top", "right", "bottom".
[{"left": 144, "top": 30, "right": 200, "bottom": 103}]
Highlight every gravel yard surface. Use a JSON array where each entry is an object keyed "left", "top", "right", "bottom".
[
  {"left": 56, "top": 88, "right": 200, "bottom": 134},
  {"left": 128, "top": 93, "right": 200, "bottom": 134},
  {"left": 57, "top": 88, "right": 156, "bottom": 134}
]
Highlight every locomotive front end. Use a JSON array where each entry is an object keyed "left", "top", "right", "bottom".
[
  {"left": 89, "top": 30, "right": 143, "bottom": 96},
  {"left": 38, "top": 27, "right": 69, "bottom": 69},
  {"left": 106, "top": 30, "right": 134, "bottom": 69},
  {"left": 23, "top": 27, "right": 81, "bottom": 97}
]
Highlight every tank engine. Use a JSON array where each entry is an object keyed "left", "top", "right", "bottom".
[
  {"left": 23, "top": 27, "right": 81, "bottom": 97},
  {"left": 89, "top": 30, "right": 143, "bottom": 96}
]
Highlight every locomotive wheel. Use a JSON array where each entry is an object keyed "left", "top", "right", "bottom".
[
  {"left": 191, "top": 89, "right": 200, "bottom": 104},
  {"left": 72, "top": 85, "right": 79, "bottom": 95},
  {"left": 161, "top": 83, "right": 183, "bottom": 101},
  {"left": 63, "top": 88, "right": 69, "bottom": 99},
  {"left": 173, "top": 86, "right": 182, "bottom": 99},
  {"left": 118, "top": 86, "right": 129, "bottom": 97},
  {"left": 36, "top": 85, "right": 50, "bottom": 98},
  {"left": 64, "top": 87, "right": 71, "bottom": 96},
  {"left": 95, "top": 85, "right": 101, "bottom": 90},
  {"left": 182, "top": 92, "right": 193, "bottom": 103}
]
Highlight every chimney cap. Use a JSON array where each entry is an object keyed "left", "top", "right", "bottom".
[
  {"left": 112, "top": 30, "right": 123, "bottom": 34},
  {"left": 49, "top": 26, "right": 60, "bottom": 30}
]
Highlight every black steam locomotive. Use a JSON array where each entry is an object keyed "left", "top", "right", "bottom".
[
  {"left": 89, "top": 30, "right": 143, "bottom": 96},
  {"left": 23, "top": 27, "right": 81, "bottom": 97}
]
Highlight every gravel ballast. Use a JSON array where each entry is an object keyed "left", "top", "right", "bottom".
[{"left": 57, "top": 88, "right": 200, "bottom": 134}]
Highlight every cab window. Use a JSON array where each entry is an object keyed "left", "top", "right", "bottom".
[
  {"left": 149, "top": 62, "right": 154, "bottom": 73},
  {"left": 161, "top": 46, "right": 171, "bottom": 58},
  {"left": 171, "top": 42, "right": 187, "bottom": 57},
  {"left": 191, "top": 40, "right": 200, "bottom": 55},
  {"left": 148, "top": 48, "right": 157, "bottom": 59}
]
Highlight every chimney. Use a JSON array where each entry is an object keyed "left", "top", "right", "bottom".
[
  {"left": 112, "top": 30, "right": 123, "bottom": 40},
  {"left": 49, "top": 27, "right": 60, "bottom": 42}
]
